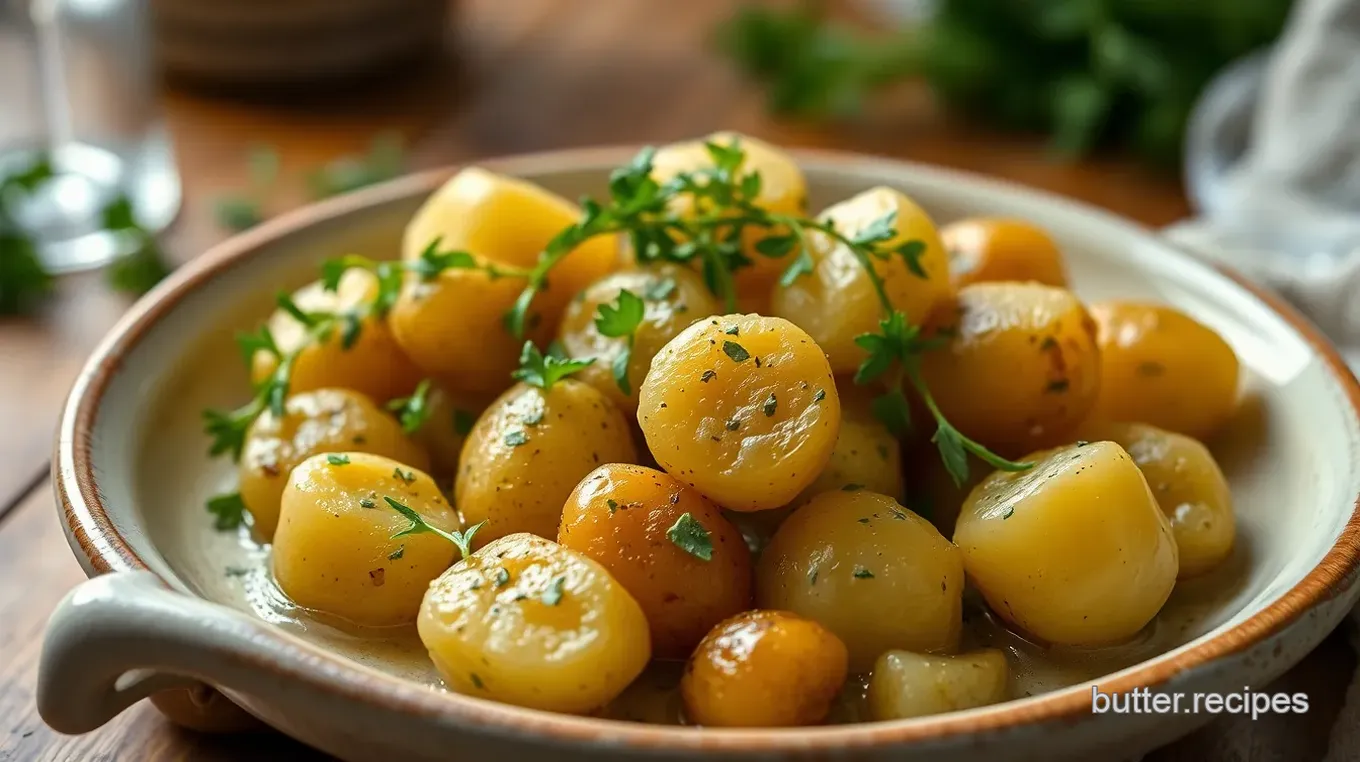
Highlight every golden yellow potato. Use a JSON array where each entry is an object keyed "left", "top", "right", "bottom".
[
  {"left": 920, "top": 282, "right": 1101, "bottom": 455},
  {"left": 868, "top": 649, "right": 1010, "bottom": 720},
  {"left": 681, "top": 610, "right": 847, "bottom": 728},
  {"left": 788, "top": 382, "right": 904, "bottom": 509},
  {"left": 238, "top": 389, "right": 430, "bottom": 539},
  {"left": 559, "top": 464, "right": 752, "bottom": 658},
  {"left": 557, "top": 264, "right": 720, "bottom": 414},
  {"left": 770, "top": 186, "right": 953, "bottom": 374},
  {"left": 638, "top": 314, "right": 840, "bottom": 511},
  {"left": 649, "top": 132, "right": 806, "bottom": 311},
  {"left": 273, "top": 452, "right": 458, "bottom": 627},
  {"left": 456, "top": 379, "right": 638, "bottom": 546},
  {"left": 417, "top": 533, "right": 651, "bottom": 714},
  {"left": 954, "top": 441, "right": 1178, "bottom": 645},
  {"left": 757, "top": 491, "right": 963, "bottom": 670},
  {"left": 1089, "top": 302, "right": 1240, "bottom": 441},
  {"left": 391, "top": 167, "right": 619, "bottom": 393},
  {"left": 251, "top": 270, "right": 423, "bottom": 403},
  {"left": 1081, "top": 422, "right": 1235, "bottom": 578},
  {"left": 411, "top": 384, "right": 493, "bottom": 483},
  {"left": 942, "top": 217, "right": 1068, "bottom": 289}
]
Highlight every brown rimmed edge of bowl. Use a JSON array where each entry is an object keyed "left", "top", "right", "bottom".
[{"left": 53, "top": 145, "right": 1360, "bottom": 753}]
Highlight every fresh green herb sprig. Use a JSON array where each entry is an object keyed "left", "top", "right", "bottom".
[
  {"left": 388, "top": 379, "right": 434, "bottom": 434},
  {"left": 511, "top": 340, "right": 593, "bottom": 390},
  {"left": 206, "top": 491, "right": 248, "bottom": 531},
  {"left": 0, "top": 158, "right": 57, "bottom": 314},
  {"left": 384, "top": 495, "right": 484, "bottom": 560},
  {"left": 103, "top": 196, "right": 172, "bottom": 296},
  {"left": 593, "top": 289, "right": 645, "bottom": 395}
]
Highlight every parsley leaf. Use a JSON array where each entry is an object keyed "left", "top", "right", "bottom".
[
  {"left": 542, "top": 575, "right": 567, "bottom": 606},
  {"left": 666, "top": 513, "right": 714, "bottom": 561},
  {"left": 206, "top": 492, "right": 248, "bottom": 531},
  {"left": 387, "top": 379, "right": 434, "bottom": 434},
  {"left": 594, "top": 290, "right": 645, "bottom": 396},
  {"left": 511, "top": 341, "right": 593, "bottom": 390},
  {"left": 384, "top": 495, "right": 484, "bottom": 560}
]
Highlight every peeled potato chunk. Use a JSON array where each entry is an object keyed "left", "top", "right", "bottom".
[
  {"left": 557, "top": 264, "right": 721, "bottom": 414},
  {"left": 637, "top": 314, "right": 840, "bottom": 511},
  {"left": 1082, "top": 422, "right": 1235, "bottom": 579},
  {"left": 391, "top": 167, "right": 618, "bottom": 393},
  {"left": 238, "top": 388, "right": 430, "bottom": 540},
  {"left": 559, "top": 464, "right": 752, "bottom": 658},
  {"left": 251, "top": 270, "right": 423, "bottom": 403},
  {"left": 868, "top": 649, "right": 1010, "bottom": 720},
  {"left": 1089, "top": 301, "right": 1241, "bottom": 441},
  {"left": 942, "top": 217, "right": 1068, "bottom": 289},
  {"left": 771, "top": 186, "right": 952, "bottom": 375},
  {"left": 954, "top": 441, "right": 1178, "bottom": 645},
  {"left": 273, "top": 453, "right": 458, "bottom": 627},
  {"left": 681, "top": 610, "right": 847, "bottom": 728},
  {"left": 757, "top": 490, "right": 963, "bottom": 670},
  {"left": 417, "top": 533, "right": 651, "bottom": 714}
]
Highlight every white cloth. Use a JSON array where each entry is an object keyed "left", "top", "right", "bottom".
[{"left": 1170, "top": 1, "right": 1360, "bottom": 759}]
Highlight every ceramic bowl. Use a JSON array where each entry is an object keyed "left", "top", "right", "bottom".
[{"left": 38, "top": 147, "right": 1360, "bottom": 761}]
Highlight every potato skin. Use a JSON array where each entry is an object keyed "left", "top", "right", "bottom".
[
  {"left": 558, "top": 464, "right": 753, "bottom": 658},
  {"left": 1081, "top": 422, "right": 1235, "bottom": 579},
  {"left": 557, "top": 265, "right": 720, "bottom": 414},
  {"left": 456, "top": 379, "right": 638, "bottom": 546},
  {"left": 418, "top": 534, "right": 651, "bottom": 714},
  {"left": 942, "top": 217, "right": 1068, "bottom": 289},
  {"left": 238, "top": 389, "right": 431, "bottom": 540},
  {"left": 954, "top": 441, "right": 1178, "bottom": 645},
  {"left": 251, "top": 270, "right": 423, "bottom": 403},
  {"left": 638, "top": 314, "right": 841, "bottom": 511},
  {"left": 920, "top": 282, "right": 1101, "bottom": 455},
  {"left": 757, "top": 491, "right": 963, "bottom": 670},
  {"left": 1089, "top": 301, "right": 1240, "bottom": 441},
  {"left": 868, "top": 649, "right": 1009, "bottom": 720},
  {"left": 771, "top": 187, "right": 953, "bottom": 375},
  {"left": 273, "top": 453, "right": 458, "bottom": 627},
  {"left": 391, "top": 167, "right": 618, "bottom": 393},
  {"left": 681, "top": 610, "right": 847, "bottom": 727}
]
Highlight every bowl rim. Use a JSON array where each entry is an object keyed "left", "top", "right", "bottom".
[{"left": 54, "top": 144, "right": 1360, "bottom": 751}]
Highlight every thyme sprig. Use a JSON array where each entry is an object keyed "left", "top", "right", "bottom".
[{"left": 384, "top": 496, "right": 484, "bottom": 560}]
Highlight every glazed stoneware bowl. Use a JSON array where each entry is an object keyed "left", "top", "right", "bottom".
[{"left": 38, "top": 147, "right": 1360, "bottom": 761}]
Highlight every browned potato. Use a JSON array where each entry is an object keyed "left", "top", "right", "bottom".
[
  {"left": 238, "top": 388, "right": 430, "bottom": 539},
  {"left": 637, "top": 314, "right": 841, "bottom": 511},
  {"left": 919, "top": 282, "right": 1101, "bottom": 455},
  {"left": 1088, "top": 301, "right": 1240, "bottom": 440},
  {"left": 942, "top": 218, "right": 1068, "bottom": 288},
  {"left": 681, "top": 610, "right": 847, "bottom": 727},
  {"left": 558, "top": 464, "right": 752, "bottom": 658}
]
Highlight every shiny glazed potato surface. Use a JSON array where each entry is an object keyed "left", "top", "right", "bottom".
[
  {"left": 942, "top": 217, "right": 1069, "bottom": 289},
  {"left": 238, "top": 389, "right": 430, "bottom": 540},
  {"left": 757, "top": 490, "right": 963, "bottom": 670},
  {"left": 681, "top": 610, "right": 848, "bottom": 728},
  {"left": 417, "top": 533, "right": 651, "bottom": 714},
  {"left": 559, "top": 464, "right": 752, "bottom": 659},
  {"left": 954, "top": 441, "right": 1179, "bottom": 645},
  {"left": 273, "top": 453, "right": 458, "bottom": 627},
  {"left": 1089, "top": 301, "right": 1241, "bottom": 441},
  {"left": 638, "top": 314, "right": 840, "bottom": 511},
  {"left": 868, "top": 649, "right": 1010, "bottom": 720}
]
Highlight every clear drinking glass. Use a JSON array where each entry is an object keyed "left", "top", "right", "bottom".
[{"left": 0, "top": 0, "right": 179, "bottom": 272}]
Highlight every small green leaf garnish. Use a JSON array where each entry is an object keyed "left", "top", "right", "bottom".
[
  {"left": 595, "top": 290, "right": 646, "bottom": 396},
  {"left": 762, "top": 393, "right": 778, "bottom": 416},
  {"left": 393, "top": 468, "right": 415, "bottom": 484},
  {"left": 542, "top": 575, "right": 567, "bottom": 606},
  {"left": 812, "top": 388, "right": 826, "bottom": 403},
  {"left": 701, "top": 370, "right": 717, "bottom": 383},
  {"left": 607, "top": 499, "right": 619, "bottom": 514},
  {"left": 388, "top": 546, "right": 405, "bottom": 560},
  {"left": 512, "top": 341, "right": 593, "bottom": 390},
  {"left": 206, "top": 492, "right": 248, "bottom": 531},
  {"left": 504, "top": 430, "right": 529, "bottom": 447},
  {"left": 643, "top": 276, "right": 677, "bottom": 301},
  {"left": 1002, "top": 506, "right": 1016, "bottom": 520},
  {"left": 383, "top": 496, "right": 484, "bottom": 559},
  {"left": 853, "top": 566, "right": 875, "bottom": 579},
  {"left": 722, "top": 341, "right": 750, "bottom": 362},
  {"left": 327, "top": 454, "right": 350, "bottom": 466},
  {"left": 359, "top": 498, "right": 376, "bottom": 509},
  {"left": 724, "top": 324, "right": 740, "bottom": 336},
  {"left": 725, "top": 418, "right": 741, "bottom": 431},
  {"left": 494, "top": 568, "right": 511, "bottom": 587},
  {"left": 387, "top": 379, "right": 434, "bottom": 434},
  {"left": 666, "top": 513, "right": 713, "bottom": 561}
]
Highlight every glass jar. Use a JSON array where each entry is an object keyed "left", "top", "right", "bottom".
[{"left": 0, "top": 0, "right": 179, "bottom": 272}]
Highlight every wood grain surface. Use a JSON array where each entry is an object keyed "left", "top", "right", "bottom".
[{"left": 4, "top": 1, "right": 1346, "bottom": 761}]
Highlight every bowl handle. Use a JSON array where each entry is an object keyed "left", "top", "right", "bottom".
[{"left": 38, "top": 570, "right": 273, "bottom": 734}]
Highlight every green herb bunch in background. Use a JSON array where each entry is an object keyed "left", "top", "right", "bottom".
[{"left": 719, "top": 0, "right": 1293, "bottom": 164}]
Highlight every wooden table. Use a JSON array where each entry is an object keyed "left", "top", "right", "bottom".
[{"left": 0, "top": 1, "right": 1351, "bottom": 760}]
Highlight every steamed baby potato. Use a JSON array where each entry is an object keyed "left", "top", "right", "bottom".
[
  {"left": 251, "top": 270, "right": 423, "bottom": 403},
  {"left": 1082, "top": 422, "right": 1235, "bottom": 579},
  {"left": 868, "top": 649, "right": 1010, "bottom": 720},
  {"left": 390, "top": 168, "right": 618, "bottom": 393},
  {"left": 681, "top": 610, "right": 847, "bottom": 727},
  {"left": 418, "top": 533, "right": 650, "bottom": 713},
  {"left": 650, "top": 132, "right": 806, "bottom": 311},
  {"left": 757, "top": 490, "right": 963, "bottom": 670},
  {"left": 941, "top": 217, "right": 1068, "bottom": 289},
  {"left": 770, "top": 186, "right": 952, "bottom": 375},
  {"left": 1089, "top": 301, "right": 1241, "bottom": 441},
  {"left": 558, "top": 464, "right": 752, "bottom": 658},
  {"left": 954, "top": 441, "right": 1178, "bottom": 645},
  {"left": 412, "top": 384, "right": 493, "bottom": 482},
  {"left": 637, "top": 314, "right": 841, "bottom": 512},
  {"left": 273, "top": 452, "right": 458, "bottom": 627},
  {"left": 788, "top": 382, "right": 904, "bottom": 509},
  {"left": 238, "top": 388, "right": 430, "bottom": 539},
  {"left": 557, "top": 265, "right": 720, "bottom": 413},
  {"left": 920, "top": 282, "right": 1101, "bottom": 455},
  {"left": 456, "top": 379, "right": 638, "bottom": 547}
]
